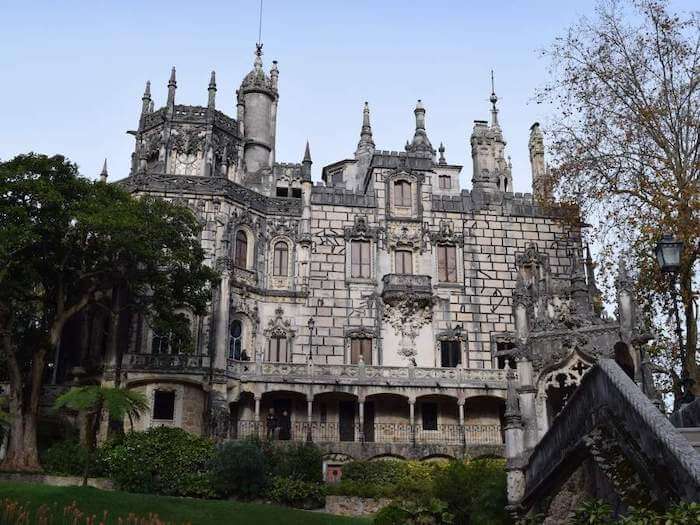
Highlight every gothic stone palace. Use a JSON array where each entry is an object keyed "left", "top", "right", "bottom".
[{"left": 65, "top": 45, "right": 640, "bottom": 466}]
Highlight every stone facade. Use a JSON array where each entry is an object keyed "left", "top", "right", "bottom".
[{"left": 57, "top": 45, "right": 600, "bottom": 462}]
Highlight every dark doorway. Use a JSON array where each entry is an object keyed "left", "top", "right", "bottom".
[
  {"left": 339, "top": 401, "right": 355, "bottom": 442},
  {"left": 363, "top": 401, "right": 375, "bottom": 442},
  {"left": 421, "top": 402, "right": 438, "bottom": 430},
  {"left": 273, "top": 398, "right": 292, "bottom": 440}
]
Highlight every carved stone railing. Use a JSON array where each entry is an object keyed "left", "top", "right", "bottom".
[
  {"left": 227, "top": 359, "right": 511, "bottom": 388},
  {"left": 233, "top": 420, "right": 503, "bottom": 446},
  {"left": 122, "top": 353, "right": 211, "bottom": 372},
  {"left": 381, "top": 273, "right": 433, "bottom": 305}
]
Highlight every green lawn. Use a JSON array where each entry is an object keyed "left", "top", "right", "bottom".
[{"left": 0, "top": 482, "right": 371, "bottom": 525}]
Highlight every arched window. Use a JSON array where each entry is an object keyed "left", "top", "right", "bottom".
[
  {"left": 151, "top": 331, "right": 170, "bottom": 355},
  {"left": 273, "top": 241, "right": 289, "bottom": 276},
  {"left": 229, "top": 320, "right": 243, "bottom": 360},
  {"left": 234, "top": 230, "right": 248, "bottom": 268},
  {"left": 394, "top": 180, "right": 411, "bottom": 207}
]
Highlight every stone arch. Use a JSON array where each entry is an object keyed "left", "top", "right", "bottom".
[
  {"left": 228, "top": 311, "right": 255, "bottom": 361},
  {"left": 267, "top": 235, "right": 294, "bottom": 289},
  {"left": 232, "top": 225, "right": 255, "bottom": 269},
  {"left": 368, "top": 453, "right": 406, "bottom": 461},
  {"left": 420, "top": 454, "right": 455, "bottom": 462},
  {"left": 463, "top": 395, "right": 505, "bottom": 444}
]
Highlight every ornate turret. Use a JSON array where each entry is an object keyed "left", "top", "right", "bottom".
[
  {"left": 470, "top": 75, "right": 511, "bottom": 193},
  {"left": 141, "top": 81, "right": 152, "bottom": 117},
  {"left": 238, "top": 44, "right": 279, "bottom": 185},
  {"left": 405, "top": 99, "right": 434, "bottom": 155}
]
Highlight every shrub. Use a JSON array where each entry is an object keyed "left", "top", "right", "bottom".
[
  {"left": 326, "top": 480, "right": 395, "bottom": 499},
  {"left": 267, "top": 476, "right": 326, "bottom": 509},
  {"left": 209, "top": 440, "right": 267, "bottom": 499},
  {"left": 374, "top": 498, "right": 454, "bottom": 525},
  {"left": 41, "top": 440, "right": 106, "bottom": 477},
  {"left": 270, "top": 442, "right": 323, "bottom": 483},
  {"left": 433, "top": 459, "right": 508, "bottom": 525},
  {"left": 104, "top": 426, "right": 215, "bottom": 498},
  {"left": 342, "top": 460, "right": 406, "bottom": 486}
]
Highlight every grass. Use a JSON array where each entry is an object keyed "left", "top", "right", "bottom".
[{"left": 0, "top": 482, "right": 371, "bottom": 525}]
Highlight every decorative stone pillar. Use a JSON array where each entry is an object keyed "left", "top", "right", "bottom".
[
  {"left": 458, "top": 399, "right": 465, "bottom": 427},
  {"left": 358, "top": 397, "right": 365, "bottom": 442},
  {"left": 306, "top": 397, "right": 313, "bottom": 442},
  {"left": 214, "top": 258, "right": 231, "bottom": 370},
  {"left": 504, "top": 369, "right": 526, "bottom": 508},
  {"left": 254, "top": 395, "right": 261, "bottom": 422},
  {"left": 516, "top": 357, "right": 538, "bottom": 450},
  {"left": 408, "top": 397, "right": 416, "bottom": 444}
]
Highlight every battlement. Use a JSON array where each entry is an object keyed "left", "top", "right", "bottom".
[{"left": 311, "top": 185, "right": 376, "bottom": 207}]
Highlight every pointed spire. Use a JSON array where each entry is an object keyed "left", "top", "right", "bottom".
[
  {"left": 208, "top": 71, "right": 217, "bottom": 110},
  {"left": 438, "top": 142, "right": 446, "bottom": 165},
  {"left": 167, "top": 67, "right": 177, "bottom": 107},
  {"left": 489, "top": 70, "right": 499, "bottom": 128},
  {"left": 141, "top": 80, "right": 152, "bottom": 116},
  {"left": 99, "top": 159, "right": 108, "bottom": 183},
  {"left": 301, "top": 141, "right": 312, "bottom": 180},
  {"left": 406, "top": 99, "right": 433, "bottom": 154},
  {"left": 270, "top": 60, "right": 279, "bottom": 90},
  {"left": 355, "top": 101, "right": 375, "bottom": 157}
]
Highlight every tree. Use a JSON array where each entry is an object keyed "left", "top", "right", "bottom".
[
  {"left": 53, "top": 385, "right": 148, "bottom": 486},
  {"left": 0, "top": 153, "right": 216, "bottom": 471},
  {"left": 538, "top": 0, "right": 699, "bottom": 402}
]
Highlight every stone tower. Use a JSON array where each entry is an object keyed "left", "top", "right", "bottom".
[{"left": 237, "top": 44, "right": 279, "bottom": 192}]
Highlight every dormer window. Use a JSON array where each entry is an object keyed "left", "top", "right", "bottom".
[
  {"left": 394, "top": 180, "right": 411, "bottom": 207},
  {"left": 438, "top": 175, "right": 451, "bottom": 190},
  {"left": 395, "top": 250, "right": 413, "bottom": 274}
]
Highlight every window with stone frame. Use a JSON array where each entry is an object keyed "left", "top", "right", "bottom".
[
  {"left": 351, "top": 240, "right": 371, "bottom": 278},
  {"left": 350, "top": 337, "right": 372, "bottom": 365},
  {"left": 267, "top": 336, "right": 289, "bottom": 363},
  {"left": 394, "top": 180, "right": 411, "bottom": 207},
  {"left": 151, "top": 331, "right": 171, "bottom": 355},
  {"left": 234, "top": 230, "right": 248, "bottom": 268},
  {"left": 496, "top": 340, "right": 516, "bottom": 369},
  {"left": 395, "top": 249, "right": 413, "bottom": 274},
  {"left": 440, "top": 340, "right": 461, "bottom": 368},
  {"left": 437, "top": 245, "right": 458, "bottom": 282},
  {"left": 153, "top": 390, "right": 175, "bottom": 420},
  {"left": 438, "top": 175, "right": 451, "bottom": 190},
  {"left": 273, "top": 241, "right": 289, "bottom": 276},
  {"left": 229, "top": 319, "right": 243, "bottom": 360},
  {"left": 421, "top": 402, "right": 438, "bottom": 431}
]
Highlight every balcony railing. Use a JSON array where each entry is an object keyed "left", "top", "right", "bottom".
[
  {"left": 227, "top": 359, "right": 512, "bottom": 386},
  {"left": 122, "top": 353, "right": 211, "bottom": 371},
  {"left": 381, "top": 273, "right": 433, "bottom": 305},
  {"left": 233, "top": 420, "right": 503, "bottom": 446}
]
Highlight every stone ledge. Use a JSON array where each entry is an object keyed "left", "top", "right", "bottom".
[{"left": 325, "top": 495, "right": 391, "bottom": 517}]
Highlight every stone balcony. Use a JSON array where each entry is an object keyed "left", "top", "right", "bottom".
[{"left": 381, "top": 273, "right": 433, "bottom": 305}]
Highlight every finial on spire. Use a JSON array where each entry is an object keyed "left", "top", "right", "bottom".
[
  {"left": 438, "top": 142, "right": 446, "bottom": 165},
  {"left": 141, "top": 81, "right": 152, "bottom": 116},
  {"left": 489, "top": 70, "right": 499, "bottom": 127},
  {"left": 99, "top": 159, "right": 108, "bottom": 183},
  {"left": 143, "top": 80, "right": 151, "bottom": 99},
  {"left": 303, "top": 141, "right": 312, "bottom": 163},
  {"left": 209, "top": 70, "right": 216, "bottom": 89},
  {"left": 356, "top": 101, "right": 375, "bottom": 158},
  {"left": 301, "top": 141, "right": 312, "bottom": 180},
  {"left": 169, "top": 67, "right": 177, "bottom": 86}
]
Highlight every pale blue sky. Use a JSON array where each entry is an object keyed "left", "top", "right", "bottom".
[{"left": 0, "top": 0, "right": 695, "bottom": 192}]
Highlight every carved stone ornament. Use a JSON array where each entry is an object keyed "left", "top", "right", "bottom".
[
  {"left": 171, "top": 126, "right": 207, "bottom": 156},
  {"left": 267, "top": 218, "right": 300, "bottom": 241},
  {"left": 516, "top": 242, "right": 548, "bottom": 270},
  {"left": 430, "top": 219, "right": 463, "bottom": 246},
  {"left": 387, "top": 222, "right": 423, "bottom": 251},
  {"left": 344, "top": 215, "right": 378, "bottom": 241},
  {"left": 383, "top": 297, "right": 435, "bottom": 360},
  {"left": 263, "top": 307, "right": 296, "bottom": 339},
  {"left": 345, "top": 326, "right": 378, "bottom": 339}
]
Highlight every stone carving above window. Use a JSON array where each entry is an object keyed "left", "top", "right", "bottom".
[
  {"left": 429, "top": 220, "right": 463, "bottom": 246},
  {"left": 263, "top": 307, "right": 296, "bottom": 340},
  {"left": 386, "top": 222, "right": 423, "bottom": 251},
  {"left": 383, "top": 297, "right": 435, "bottom": 361},
  {"left": 344, "top": 216, "right": 378, "bottom": 241}
]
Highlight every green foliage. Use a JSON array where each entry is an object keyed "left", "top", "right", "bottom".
[
  {"left": 267, "top": 442, "right": 323, "bottom": 483},
  {"left": 433, "top": 459, "right": 508, "bottom": 525},
  {"left": 40, "top": 440, "right": 106, "bottom": 477},
  {"left": 209, "top": 440, "right": 268, "bottom": 499},
  {"left": 342, "top": 459, "right": 443, "bottom": 487},
  {"left": 574, "top": 500, "right": 700, "bottom": 525},
  {"left": 104, "top": 426, "right": 214, "bottom": 498},
  {"left": 326, "top": 480, "right": 395, "bottom": 500},
  {"left": 374, "top": 498, "right": 454, "bottom": 525},
  {"left": 54, "top": 386, "right": 148, "bottom": 423},
  {"left": 267, "top": 476, "right": 327, "bottom": 509}
]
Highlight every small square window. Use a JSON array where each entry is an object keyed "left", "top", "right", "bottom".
[
  {"left": 153, "top": 390, "right": 175, "bottom": 420},
  {"left": 276, "top": 187, "right": 289, "bottom": 197},
  {"left": 291, "top": 188, "right": 302, "bottom": 198}
]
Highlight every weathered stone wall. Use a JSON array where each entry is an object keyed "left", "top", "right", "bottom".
[{"left": 325, "top": 495, "right": 391, "bottom": 517}]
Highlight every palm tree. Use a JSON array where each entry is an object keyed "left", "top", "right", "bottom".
[{"left": 54, "top": 385, "right": 148, "bottom": 486}]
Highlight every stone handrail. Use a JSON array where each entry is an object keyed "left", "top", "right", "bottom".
[
  {"left": 522, "top": 359, "right": 700, "bottom": 509},
  {"left": 227, "top": 359, "right": 511, "bottom": 387},
  {"left": 122, "top": 353, "right": 211, "bottom": 371}
]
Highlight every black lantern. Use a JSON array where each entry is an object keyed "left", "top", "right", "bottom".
[{"left": 655, "top": 235, "right": 683, "bottom": 273}]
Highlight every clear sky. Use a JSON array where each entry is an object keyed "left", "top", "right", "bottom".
[{"left": 0, "top": 0, "right": 695, "bottom": 192}]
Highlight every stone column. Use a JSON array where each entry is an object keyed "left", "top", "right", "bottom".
[
  {"left": 516, "top": 357, "right": 538, "bottom": 450},
  {"left": 214, "top": 263, "right": 231, "bottom": 370},
  {"left": 408, "top": 398, "right": 416, "bottom": 444},
  {"left": 306, "top": 397, "right": 313, "bottom": 442},
  {"left": 458, "top": 398, "right": 466, "bottom": 446},
  {"left": 504, "top": 370, "right": 526, "bottom": 508},
  {"left": 254, "top": 395, "right": 261, "bottom": 422},
  {"left": 358, "top": 398, "right": 365, "bottom": 442}
]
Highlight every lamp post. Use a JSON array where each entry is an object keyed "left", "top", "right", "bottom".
[
  {"left": 654, "top": 235, "right": 693, "bottom": 406},
  {"left": 307, "top": 317, "right": 315, "bottom": 361}
]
